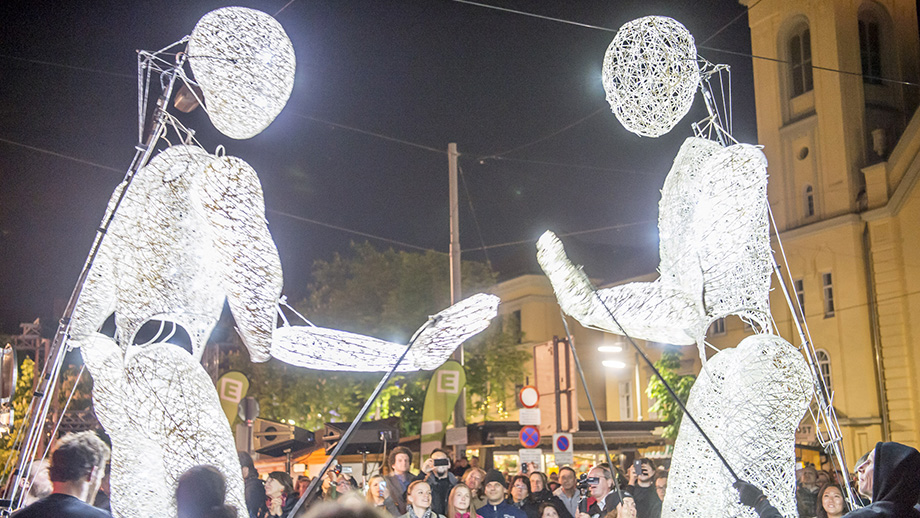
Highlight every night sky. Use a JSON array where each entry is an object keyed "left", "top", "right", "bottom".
[{"left": 0, "top": 0, "right": 757, "bottom": 335}]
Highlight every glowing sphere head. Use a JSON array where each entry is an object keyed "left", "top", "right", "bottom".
[
  {"left": 189, "top": 7, "right": 296, "bottom": 139},
  {"left": 602, "top": 16, "right": 700, "bottom": 137}
]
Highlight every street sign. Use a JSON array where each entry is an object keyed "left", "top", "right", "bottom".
[
  {"left": 446, "top": 426, "right": 468, "bottom": 446},
  {"left": 553, "top": 433, "right": 573, "bottom": 454},
  {"left": 519, "top": 425, "right": 541, "bottom": 448},
  {"left": 519, "top": 407, "right": 541, "bottom": 426},
  {"left": 519, "top": 448, "right": 543, "bottom": 471},
  {"left": 518, "top": 385, "right": 540, "bottom": 408}
]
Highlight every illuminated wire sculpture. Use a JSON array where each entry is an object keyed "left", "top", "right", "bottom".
[
  {"left": 272, "top": 293, "right": 500, "bottom": 371},
  {"left": 602, "top": 16, "right": 700, "bottom": 137},
  {"left": 192, "top": 154, "right": 283, "bottom": 363},
  {"left": 537, "top": 137, "right": 772, "bottom": 352},
  {"left": 77, "top": 333, "right": 246, "bottom": 518},
  {"left": 70, "top": 145, "right": 225, "bottom": 360},
  {"left": 662, "top": 334, "right": 811, "bottom": 518},
  {"left": 189, "top": 7, "right": 296, "bottom": 139}
]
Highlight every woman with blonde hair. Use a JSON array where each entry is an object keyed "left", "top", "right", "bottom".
[
  {"left": 399, "top": 480, "right": 445, "bottom": 518},
  {"left": 462, "top": 468, "right": 487, "bottom": 510},
  {"left": 447, "top": 484, "right": 480, "bottom": 518},
  {"left": 366, "top": 474, "right": 400, "bottom": 516}
]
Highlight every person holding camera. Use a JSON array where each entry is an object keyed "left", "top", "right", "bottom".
[
  {"left": 416, "top": 449, "right": 458, "bottom": 517},
  {"left": 625, "top": 458, "right": 661, "bottom": 518},
  {"left": 576, "top": 465, "right": 621, "bottom": 518},
  {"left": 367, "top": 474, "right": 400, "bottom": 516}
]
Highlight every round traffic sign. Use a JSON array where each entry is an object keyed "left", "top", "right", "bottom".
[
  {"left": 519, "top": 426, "right": 541, "bottom": 448},
  {"left": 556, "top": 435, "right": 570, "bottom": 452},
  {"left": 519, "top": 386, "right": 539, "bottom": 408}
]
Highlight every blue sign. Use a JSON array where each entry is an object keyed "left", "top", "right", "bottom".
[
  {"left": 519, "top": 426, "right": 541, "bottom": 448},
  {"left": 556, "top": 435, "right": 570, "bottom": 452}
]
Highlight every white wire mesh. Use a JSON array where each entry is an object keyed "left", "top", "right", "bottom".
[
  {"left": 188, "top": 7, "right": 296, "bottom": 139},
  {"left": 192, "top": 155, "right": 283, "bottom": 363},
  {"left": 537, "top": 137, "right": 772, "bottom": 348},
  {"left": 271, "top": 293, "right": 500, "bottom": 371},
  {"left": 662, "top": 334, "right": 811, "bottom": 518},
  {"left": 70, "top": 145, "right": 225, "bottom": 360},
  {"left": 77, "top": 334, "right": 246, "bottom": 518},
  {"left": 602, "top": 16, "right": 700, "bottom": 137}
]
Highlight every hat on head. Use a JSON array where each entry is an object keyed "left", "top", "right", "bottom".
[{"left": 483, "top": 469, "right": 507, "bottom": 489}]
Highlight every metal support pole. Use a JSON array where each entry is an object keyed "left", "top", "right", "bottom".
[
  {"left": 448, "top": 143, "right": 466, "bottom": 459},
  {"left": 5, "top": 58, "right": 185, "bottom": 509}
]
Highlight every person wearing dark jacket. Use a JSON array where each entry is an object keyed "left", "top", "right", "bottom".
[
  {"left": 508, "top": 475, "right": 539, "bottom": 518},
  {"left": 849, "top": 441, "right": 920, "bottom": 518},
  {"left": 240, "top": 452, "right": 267, "bottom": 518},
  {"left": 477, "top": 470, "right": 527, "bottom": 518},
  {"left": 414, "top": 449, "right": 458, "bottom": 517},
  {"left": 528, "top": 472, "right": 573, "bottom": 518}
]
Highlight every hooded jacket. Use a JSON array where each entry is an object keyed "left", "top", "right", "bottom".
[{"left": 848, "top": 442, "right": 920, "bottom": 518}]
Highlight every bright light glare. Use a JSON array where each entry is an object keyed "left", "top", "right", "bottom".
[
  {"left": 602, "top": 360, "right": 626, "bottom": 369},
  {"left": 597, "top": 345, "right": 623, "bottom": 353}
]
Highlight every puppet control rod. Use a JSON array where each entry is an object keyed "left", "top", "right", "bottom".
[{"left": 4, "top": 52, "right": 186, "bottom": 510}]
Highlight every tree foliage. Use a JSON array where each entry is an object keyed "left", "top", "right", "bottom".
[
  {"left": 646, "top": 349, "right": 696, "bottom": 440},
  {"left": 0, "top": 357, "right": 35, "bottom": 485},
  {"left": 223, "top": 242, "right": 529, "bottom": 437},
  {"left": 464, "top": 314, "right": 530, "bottom": 421}
]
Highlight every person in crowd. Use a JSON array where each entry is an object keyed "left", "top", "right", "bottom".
[
  {"left": 462, "top": 467, "right": 487, "bottom": 510},
  {"left": 849, "top": 441, "right": 920, "bottom": 518},
  {"left": 366, "top": 474, "right": 400, "bottom": 516},
  {"left": 417, "top": 449, "right": 458, "bottom": 516},
  {"left": 176, "top": 464, "right": 237, "bottom": 518},
  {"left": 508, "top": 475, "right": 539, "bottom": 518},
  {"left": 452, "top": 458, "right": 471, "bottom": 478},
  {"left": 603, "top": 494, "right": 637, "bottom": 518},
  {"left": 815, "top": 484, "right": 848, "bottom": 518},
  {"left": 529, "top": 472, "right": 572, "bottom": 518},
  {"left": 329, "top": 474, "right": 359, "bottom": 500},
  {"left": 447, "top": 483, "right": 480, "bottom": 518},
  {"left": 12, "top": 431, "right": 111, "bottom": 518},
  {"left": 400, "top": 480, "right": 445, "bottom": 518},
  {"left": 653, "top": 472, "right": 667, "bottom": 504},
  {"left": 577, "top": 464, "right": 621, "bottom": 518},
  {"left": 540, "top": 502, "right": 561, "bottom": 518},
  {"left": 385, "top": 446, "right": 416, "bottom": 515},
  {"left": 553, "top": 467, "right": 580, "bottom": 518},
  {"left": 22, "top": 460, "right": 52, "bottom": 507},
  {"left": 797, "top": 466, "right": 821, "bottom": 518},
  {"left": 626, "top": 458, "right": 661, "bottom": 518},
  {"left": 470, "top": 457, "right": 480, "bottom": 469},
  {"left": 303, "top": 494, "right": 393, "bottom": 518},
  {"left": 816, "top": 471, "right": 831, "bottom": 488},
  {"left": 261, "top": 471, "right": 297, "bottom": 518},
  {"left": 477, "top": 469, "right": 526, "bottom": 518},
  {"left": 240, "top": 451, "right": 267, "bottom": 518},
  {"left": 297, "top": 476, "right": 310, "bottom": 497}
]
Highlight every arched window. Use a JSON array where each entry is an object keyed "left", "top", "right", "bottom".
[
  {"left": 859, "top": 18, "right": 882, "bottom": 84},
  {"left": 788, "top": 25, "right": 814, "bottom": 97},
  {"left": 815, "top": 349, "right": 832, "bottom": 393},
  {"left": 805, "top": 185, "right": 815, "bottom": 217}
]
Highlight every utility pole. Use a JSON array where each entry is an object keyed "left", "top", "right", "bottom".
[{"left": 448, "top": 143, "right": 466, "bottom": 459}]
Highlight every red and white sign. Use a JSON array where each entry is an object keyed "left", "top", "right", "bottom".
[{"left": 518, "top": 385, "right": 539, "bottom": 408}]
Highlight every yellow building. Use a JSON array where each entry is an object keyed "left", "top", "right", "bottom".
[
  {"left": 719, "top": 0, "right": 920, "bottom": 458},
  {"left": 493, "top": 0, "right": 920, "bottom": 470}
]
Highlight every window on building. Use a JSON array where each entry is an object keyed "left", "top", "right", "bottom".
[
  {"left": 619, "top": 381, "right": 633, "bottom": 420},
  {"left": 805, "top": 185, "right": 815, "bottom": 217},
  {"left": 789, "top": 27, "right": 814, "bottom": 97},
  {"left": 709, "top": 317, "right": 726, "bottom": 336},
  {"left": 794, "top": 279, "right": 805, "bottom": 320},
  {"left": 815, "top": 349, "right": 832, "bottom": 393},
  {"left": 509, "top": 309, "right": 523, "bottom": 344},
  {"left": 859, "top": 19, "right": 882, "bottom": 84},
  {"left": 822, "top": 273, "right": 835, "bottom": 317}
]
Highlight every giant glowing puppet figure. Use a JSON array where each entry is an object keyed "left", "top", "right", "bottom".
[
  {"left": 65, "top": 8, "right": 500, "bottom": 518},
  {"left": 537, "top": 16, "right": 812, "bottom": 518}
]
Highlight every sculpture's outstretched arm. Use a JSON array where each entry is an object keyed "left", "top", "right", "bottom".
[{"left": 271, "top": 293, "right": 500, "bottom": 371}]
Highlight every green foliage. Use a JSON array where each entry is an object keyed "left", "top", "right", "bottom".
[
  {"left": 0, "top": 357, "right": 35, "bottom": 485},
  {"left": 58, "top": 363, "right": 94, "bottom": 411},
  {"left": 222, "top": 241, "right": 525, "bottom": 438},
  {"left": 646, "top": 349, "right": 696, "bottom": 440},
  {"left": 464, "top": 313, "right": 529, "bottom": 421}
]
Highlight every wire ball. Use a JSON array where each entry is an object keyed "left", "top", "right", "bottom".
[{"left": 602, "top": 16, "right": 701, "bottom": 137}]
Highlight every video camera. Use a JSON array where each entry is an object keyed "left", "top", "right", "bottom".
[{"left": 576, "top": 473, "right": 599, "bottom": 493}]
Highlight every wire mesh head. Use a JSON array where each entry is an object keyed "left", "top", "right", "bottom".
[
  {"left": 189, "top": 7, "right": 296, "bottom": 139},
  {"left": 602, "top": 16, "right": 700, "bottom": 137}
]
